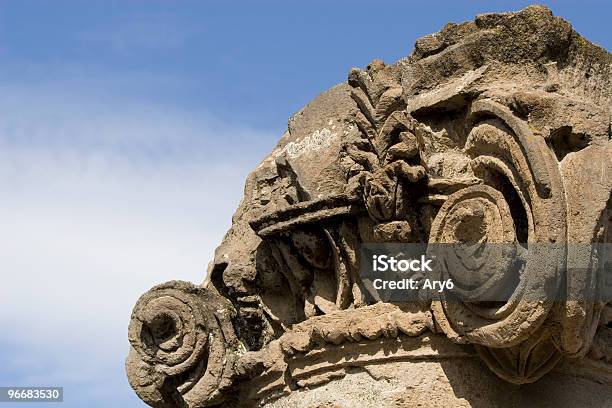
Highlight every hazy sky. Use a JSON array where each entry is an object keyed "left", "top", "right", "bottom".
[{"left": 0, "top": 1, "right": 609, "bottom": 407}]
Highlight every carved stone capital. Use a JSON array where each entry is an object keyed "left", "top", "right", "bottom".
[{"left": 127, "top": 5, "right": 611, "bottom": 407}]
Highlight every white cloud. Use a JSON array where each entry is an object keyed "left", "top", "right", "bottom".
[{"left": 0, "top": 84, "right": 274, "bottom": 405}]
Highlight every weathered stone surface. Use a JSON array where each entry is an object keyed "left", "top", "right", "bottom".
[{"left": 127, "top": 5, "right": 612, "bottom": 407}]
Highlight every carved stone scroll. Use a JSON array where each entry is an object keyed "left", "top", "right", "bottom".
[{"left": 127, "top": 281, "right": 238, "bottom": 407}]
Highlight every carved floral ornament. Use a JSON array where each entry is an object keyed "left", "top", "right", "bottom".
[{"left": 126, "top": 6, "right": 611, "bottom": 407}]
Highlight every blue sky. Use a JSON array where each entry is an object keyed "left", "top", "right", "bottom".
[{"left": 0, "top": 1, "right": 609, "bottom": 407}]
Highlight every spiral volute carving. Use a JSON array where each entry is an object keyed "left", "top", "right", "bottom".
[{"left": 126, "top": 281, "right": 236, "bottom": 407}]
